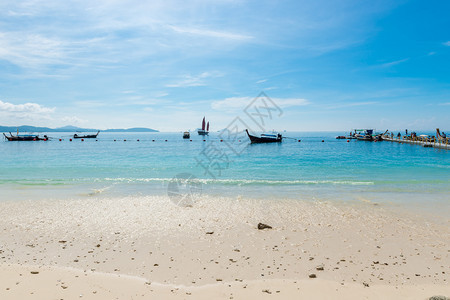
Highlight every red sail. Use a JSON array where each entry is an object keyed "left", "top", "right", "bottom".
[
  {"left": 202, "top": 117, "right": 205, "bottom": 130},
  {"left": 207, "top": 121, "right": 209, "bottom": 132}
]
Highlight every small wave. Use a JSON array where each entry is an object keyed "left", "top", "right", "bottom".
[{"left": 100, "top": 177, "right": 375, "bottom": 186}]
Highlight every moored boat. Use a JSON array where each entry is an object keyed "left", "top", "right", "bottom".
[
  {"left": 183, "top": 131, "right": 190, "bottom": 139},
  {"left": 74, "top": 131, "right": 100, "bottom": 139},
  {"left": 3, "top": 132, "right": 47, "bottom": 141},
  {"left": 355, "top": 129, "right": 374, "bottom": 141},
  {"left": 246, "top": 129, "right": 282, "bottom": 143}
]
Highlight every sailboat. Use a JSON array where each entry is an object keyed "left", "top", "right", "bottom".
[{"left": 198, "top": 117, "right": 209, "bottom": 136}]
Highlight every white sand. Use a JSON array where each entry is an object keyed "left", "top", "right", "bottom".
[{"left": 0, "top": 195, "right": 448, "bottom": 299}]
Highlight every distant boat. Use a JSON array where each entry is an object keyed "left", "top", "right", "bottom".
[
  {"left": 246, "top": 129, "right": 282, "bottom": 143},
  {"left": 3, "top": 131, "right": 47, "bottom": 141},
  {"left": 74, "top": 131, "right": 100, "bottom": 139},
  {"left": 198, "top": 117, "right": 209, "bottom": 136},
  {"left": 183, "top": 131, "right": 190, "bottom": 139},
  {"left": 337, "top": 130, "right": 359, "bottom": 140},
  {"left": 355, "top": 129, "right": 377, "bottom": 141}
]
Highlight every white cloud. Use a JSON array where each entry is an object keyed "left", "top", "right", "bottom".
[
  {"left": 169, "top": 26, "right": 253, "bottom": 41},
  {"left": 256, "top": 79, "right": 267, "bottom": 84},
  {"left": 326, "top": 101, "right": 378, "bottom": 109},
  {"left": 211, "top": 96, "right": 309, "bottom": 111},
  {"left": 61, "top": 116, "right": 87, "bottom": 125},
  {"left": 0, "top": 32, "right": 65, "bottom": 69},
  {"left": 165, "top": 72, "right": 222, "bottom": 88},
  {"left": 0, "top": 100, "right": 55, "bottom": 113},
  {"left": 443, "top": 41, "right": 450, "bottom": 46},
  {"left": 379, "top": 58, "right": 409, "bottom": 68}
]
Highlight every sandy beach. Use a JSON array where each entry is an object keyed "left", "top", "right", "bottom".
[{"left": 0, "top": 195, "right": 448, "bottom": 299}]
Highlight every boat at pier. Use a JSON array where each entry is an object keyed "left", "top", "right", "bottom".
[{"left": 355, "top": 129, "right": 375, "bottom": 141}]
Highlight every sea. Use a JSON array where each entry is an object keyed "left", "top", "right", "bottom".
[{"left": 1, "top": 131, "right": 449, "bottom": 215}]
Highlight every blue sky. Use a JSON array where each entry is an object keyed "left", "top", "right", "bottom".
[{"left": 0, "top": 0, "right": 449, "bottom": 131}]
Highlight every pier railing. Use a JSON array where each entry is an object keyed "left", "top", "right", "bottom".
[{"left": 382, "top": 135, "right": 450, "bottom": 150}]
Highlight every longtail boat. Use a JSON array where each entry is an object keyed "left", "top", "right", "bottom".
[
  {"left": 73, "top": 131, "right": 100, "bottom": 139},
  {"left": 3, "top": 132, "right": 47, "bottom": 141},
  {"left": 246, "top": 129, "right": 282, "bottom": 143}
]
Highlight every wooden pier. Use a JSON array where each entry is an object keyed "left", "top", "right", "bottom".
[{"left": 382, "top": 136, "right": 450, "bottom": 150}]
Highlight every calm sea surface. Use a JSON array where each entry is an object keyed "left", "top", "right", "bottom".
[{"left": 1, "top": 131, "right": 449, "bottom": 212}]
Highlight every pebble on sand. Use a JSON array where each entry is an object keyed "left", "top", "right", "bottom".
[{"left": 257, "top": 223, "right": 272, "bottom": 230}]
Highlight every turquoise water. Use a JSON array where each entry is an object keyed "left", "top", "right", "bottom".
[{"left": 0, "top": 132, "right": 449, "bottom": 208}]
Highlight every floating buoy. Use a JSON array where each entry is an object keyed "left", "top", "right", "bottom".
[
  {"left": 81, "top": 139, "right": 84, "bottom": 141},
  {"left": 33, "top": 138, "right": 36, "bottom": 141},
  {"left": 220, "top": 139, "right": 223, "bottom": 142},
  {"left": 137, "top": 139, "right": 139, "bottom": 142},
  {"left": 69, "top": 139, "right": 72, "bottom": 142},
  {"left": 190, "top": 140, "right": 192, "bottom": 142},
  {"left": 347, "top": 140, "right": 349, "bottom": 142},
  {"left": 96, "top": 140, "right": 98, "bottom": 141},
  {"left": 124, "top": 139, "right": 126, "bottom": 141},
  {"left": 114, "top": 139, "right": 116, "bottom": 142},
  {"left": 321, "top": 140, "right": 324, "bottom": 142},
  {"left": 298, "top": 139, "right": 301, "bottom": 142},
  {"left": 152, "top": 140, "right": 155, "bottom": 142},
  {"left": 203, "top": 140, "right": 206, "bottom": 142},
  {"left": 59, "top": 139, "right": 62, "bottom": 141},
  {"left": 165, "top": 140, "right": 168, "bottom": 142}
]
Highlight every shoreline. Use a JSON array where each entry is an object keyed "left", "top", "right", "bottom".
[{"left": 0, "top": 195, "right": 448, "bottom": 299}]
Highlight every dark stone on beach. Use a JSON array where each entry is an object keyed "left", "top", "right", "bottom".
[
  {"left": 30, "top": 271, "right": 39, "bottom": 275},
  {"left": 258, "top": 223, "right": 272, "bottom": 230},
  {"left": 206, "top": 231, "right": 214, "bottom": 235},
  {"left": 308, "top": 274, "right": 317, "bottom": 278},
  {"left": 96, "top": 244, "right": 101, "bottom": 247},
  {"left": 363, "top": 282, "right": 369, "bottom": 287},
  {"left": 59, "top": 240, "right": 67, "bottom": 243},
  {"left": 429, "top": 296, "right": 449, "bottom": 300},
  {"left": 262, "top": 289, "right": 272, "bottom": 294},
  {"left": 316, "top": 265, "right": 324, "bottom": 271}
]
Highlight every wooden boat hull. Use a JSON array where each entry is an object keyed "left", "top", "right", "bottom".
[
  {"left": 3, "top": 133, "right": 43, "bottom": 141},
  {"left": 74, "top": 131, "right": 99, "bottom": 139},
  {"left": 246, "top": 129, "right": 282, "bottom": 143}
]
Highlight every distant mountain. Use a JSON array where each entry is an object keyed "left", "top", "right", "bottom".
[
  {"left": 103, "top": 128, "right": 158, "bottom": 132},
  {"left": 0, "top": 125, "right": 159, "bottom": 133}
]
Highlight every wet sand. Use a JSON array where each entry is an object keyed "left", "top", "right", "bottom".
[{"left": 0, "top": 196, "right": 448, "bottom": 299}]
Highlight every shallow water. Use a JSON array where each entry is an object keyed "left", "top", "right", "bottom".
[{"left": 0, "top": 131, "right": 448, "bottom": 214}]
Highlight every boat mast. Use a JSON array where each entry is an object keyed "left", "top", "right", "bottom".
[
  {"left": 206, "top": 121, "right": 209, "bottom": 132},
  {"left": 202, "top": 117, "right": 205, "bottom": 131}
]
